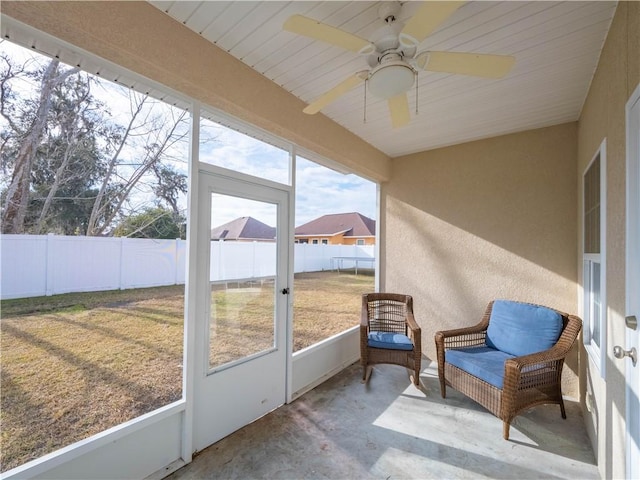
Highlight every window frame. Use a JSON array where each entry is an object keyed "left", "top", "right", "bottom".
[{"left": 582, "top": 139, "right": 607, "bottom": 378}]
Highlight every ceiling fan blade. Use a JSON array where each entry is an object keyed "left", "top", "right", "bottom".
[
  {"left": 303, "top": 74, "right": 366, "bottom": 115},
  {"left": 417, "top": 51, "right": 516, "bottom": 78},
  {"left": 400, "top": 1, "right": 465, "bottom": 47},
  {"left": 388, "top": 93, "right": 410, "bottom": 128},
  {"left": 284, "top": 15, "right": 374, "bottom": 54}
]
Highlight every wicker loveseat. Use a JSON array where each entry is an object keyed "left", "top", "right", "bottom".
[{"left": 435, "top": 300, "right": 582, "bottom": 440}]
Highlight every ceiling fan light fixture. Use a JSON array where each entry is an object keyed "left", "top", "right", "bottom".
[{"left": 368, "top": 61, "right": 415, "bottom": 99}]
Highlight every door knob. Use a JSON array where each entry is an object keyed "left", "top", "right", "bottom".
[{"left": 613, "top": 345, "right": 637, "bottom": 366}]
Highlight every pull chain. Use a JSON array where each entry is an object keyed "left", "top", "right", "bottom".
[
  {"left": 415, "top": 72, "right": 419, "bottom": 115},
  {"left": 364, "top": 79, "right": 368, "bottom": 124}
]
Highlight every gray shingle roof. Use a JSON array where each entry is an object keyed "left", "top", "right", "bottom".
[
  {"left": 211, "top": 216, "right": 276, "bottom": 241},
  {"left": 294, "top": 212, "right": 375, "bottom": 237}
]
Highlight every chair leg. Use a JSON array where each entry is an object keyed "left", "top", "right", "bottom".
[
  {"left": 559, "top": 397, "right": 567, "bottom": 419},
  {"left": 362, "top": 365, "right": 372, "bottom": 384},
  {"left": 412, "top": 356, "right": 421, "bottom": 386},
  {"left": 503, "top": 421, "right": 510, "bottom": 440},
  {"left": 439, "top": 377, "right": 446, "bottom": 398}
]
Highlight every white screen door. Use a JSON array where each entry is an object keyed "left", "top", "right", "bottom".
[
  {"left": 624, "top": 84, "right": 640, "bottom": 480},
  {"left": 193, "top": 166, "right": 290, "bottom": 452}
]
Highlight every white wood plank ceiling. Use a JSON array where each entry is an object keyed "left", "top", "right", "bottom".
[
  {"left": 0, "top": 2, "right": 617, "bottom": 158},
  {"left": 152, "top": 1, "right": 616, "bottom": 157}
]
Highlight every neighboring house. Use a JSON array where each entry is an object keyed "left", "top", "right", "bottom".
[
  {"left": 210, "top": 216, "right": 275, "bottom": 242},
  {"left": 294, "top": 212, "right": 375, "bottom": 245}
]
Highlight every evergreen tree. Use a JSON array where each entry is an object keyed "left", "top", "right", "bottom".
[{"left": 113, "top": 205, "right": 185, "bottom": 239}]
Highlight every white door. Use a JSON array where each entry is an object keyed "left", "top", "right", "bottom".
[
  {"left": 623, "top": 84, "right": 640, "bottom": 480},
  {"left": 193, "top": 166, "right": 290, "bottom": 452}
]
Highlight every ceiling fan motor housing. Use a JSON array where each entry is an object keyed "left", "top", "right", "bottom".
[{"left": 377, "top": 1, "right": 402, "bottom": 23}]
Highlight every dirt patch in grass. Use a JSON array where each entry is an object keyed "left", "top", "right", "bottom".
[{"left": 0, "top": 272, "right": 373, "bottom": 472}]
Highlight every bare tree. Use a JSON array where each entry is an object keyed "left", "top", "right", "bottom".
[
  {"left": 85, "top": 91, "right": 188, "bottom": 236},
  {"left": 1, "top": 45, "right": 189, "bottom": 237},
  {"left": 1, "top": 57, "right": 78, "bottom": 233},
  {"left": 33, "top": 77, "right": 93, "bottom": 234}
]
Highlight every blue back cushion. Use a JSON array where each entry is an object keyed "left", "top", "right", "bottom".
[{"left": 486, "top": 300, "right": 563, "bottom": 357}]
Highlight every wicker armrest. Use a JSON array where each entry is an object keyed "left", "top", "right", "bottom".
[
  {"left": 436, "top": 322, "right": 486, "bottom": 339},
  {"left": 503, "top": 318, "right": 582, "bottom": 402},
  {"left": 506, "top": 346, "right": 566, "bottom": 371},
  {"left": 360, "top": 303, "right": 369, "bottom": 349},
  {"left": 503, "top": 349, "right": 562, "bottom": 389},
  {"left": 435, "top": 320, "right": 488, "bottom": 350},
  {"left": 505, "top": 313, "right": 582, "bottom": 374},
  {"left": 406, "top": 311, "right": 420, "bottom": 333},
  {"left": 360, "top": 302, "right": 370, "bottom": 328},
  {"left": 406, "top": 311, "right": 421, "bottom": 350}
]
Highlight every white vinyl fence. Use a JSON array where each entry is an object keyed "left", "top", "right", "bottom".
[{"left": 0, "top": 234, "right": 374, "bottom": 300}]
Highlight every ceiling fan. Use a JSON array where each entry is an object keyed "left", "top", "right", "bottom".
[{"left": 283, "top": 1, "right": 516, "bottom": 128}]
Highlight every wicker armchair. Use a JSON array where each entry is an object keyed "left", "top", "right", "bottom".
[
  {"left": 360, "top": 293, "right": 421, "bottom": 386},
  {"left": 435, "top": 300, "right": 582, "bottom": 440}
]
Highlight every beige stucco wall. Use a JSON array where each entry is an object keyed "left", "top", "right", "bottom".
[
  {"left": 381, "top": 122, "right": 580, "bottom": 395},
  {"left": 1, "top": 1, "right": 390, "bottom": 183},
  {"left": 577, "top": 2, "right": 640, "bottom": 479}
]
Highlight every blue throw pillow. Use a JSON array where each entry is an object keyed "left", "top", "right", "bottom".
[
  {"left": 368, "top": 331, "right": 413, "bottom": 351},
  {"left": 486, "top": 300, "right": 562, "bottom": 357}
]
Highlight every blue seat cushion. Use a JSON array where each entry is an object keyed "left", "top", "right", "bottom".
[
  {"left": 446, "top": 346, "right": 514, "bottom": 389},
  {"left": 367, "top": 331, "right": 414, "bottom": 351},
  {"left": 486, "top": 300, "right": 563, "bottom": 357}
]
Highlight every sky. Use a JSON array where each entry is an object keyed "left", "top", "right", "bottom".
[
  {"left": 199, "top": 120, "right": 377, "bottom": 227},
  {"left": 1, "top": 39, "right": 377, "bottom": 231}
]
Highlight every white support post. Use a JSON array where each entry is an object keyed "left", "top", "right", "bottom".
[
  {"left": 181, "top": 102, "right": 200, "bottom": 464},
  {"left": 286, "top": 145, "right": 296, "bottom": 405}
]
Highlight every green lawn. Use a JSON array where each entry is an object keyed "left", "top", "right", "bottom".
[{"left": 0, "top": 270, "right": 373, "bottom": 472}]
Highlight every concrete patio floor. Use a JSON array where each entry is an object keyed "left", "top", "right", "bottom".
[{"left": 166, "top": 361, "right": 597, "bottom": 479}]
